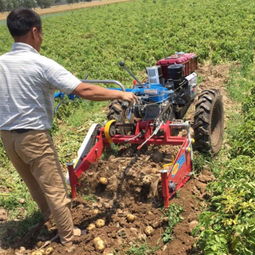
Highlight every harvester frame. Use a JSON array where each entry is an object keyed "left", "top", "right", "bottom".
[
  {"left": 60, "top": 52, "right": 224, "bottom": 207},
  {"left": 67, "top": 119, "right": 193, "bottom": 208}
]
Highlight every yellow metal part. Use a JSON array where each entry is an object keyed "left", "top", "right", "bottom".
[
  {"left": 104, "top": 120, "right": 116, "bottom": 144},
  {"left": 163, "top": 163, "right": 172, "bottom": 168},
  {"left": 163, "top": 162, "right": 174, "bottom": 170},
  {"left": 73, "top": 157, "right": 79, "bottom": 168}
]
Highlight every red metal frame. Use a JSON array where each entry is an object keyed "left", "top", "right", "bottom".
[{"left": 68, "top": 120, "right": 193, "bottom": 207}]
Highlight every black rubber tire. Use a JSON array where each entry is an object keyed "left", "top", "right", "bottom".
[
  {"left": 193, "top": 89, "right": 224, "bottom": 154},
  {"left": 107, "top": 99, "right": 133, "bottom": 134},
  {"left": 107, "top": 99, "right": 130, "bottom": 122}
]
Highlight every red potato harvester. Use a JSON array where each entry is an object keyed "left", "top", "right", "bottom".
[{"left": 64, "top": 52, "right": 224, "bottom": 207}]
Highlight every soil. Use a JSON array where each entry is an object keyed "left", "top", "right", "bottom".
[
  {"left": 0, "top": 63, "right": 233, "bottom": 255},
  {"left": 0, "top": 0, "right": 132, "bottom": 21}
]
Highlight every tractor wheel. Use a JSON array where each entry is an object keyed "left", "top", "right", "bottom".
[
  {"left": 107, "top": 99, "right": 133, "bottom": 134},
  {"left": 193, "top": 89, "right": 224, "bottom": 154},
  {"left": 107, "top": 99, "right": 130, "bottom": 122}
]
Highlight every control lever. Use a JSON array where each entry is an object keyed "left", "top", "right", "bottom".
[{"left": 119, "top": 61, "right": 142, "bottom": 86}]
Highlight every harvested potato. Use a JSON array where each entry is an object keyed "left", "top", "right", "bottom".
[
  {"left": 36, "top": 242, "right": 43, "bottom": 248},
  {"left": 145, "top": 226, "right": 154, "bottom": 236},
  {"left": 19, "top": 247, "right": 26, "bottom": 252},
  {"left": 96, "top": 219, "right": 105, "bottom": 227},
  {"left": 31, "top": 250, "right": 44, "bottom": 255},
  {"left": 93, "top": 237, "right": 105, "bottom": 251},
  {"left": 103, "top": 249, "right": 114, "bottom": 255},
  {"left": 92, "top": 209, "right": 99, "bottom": 215},
  {"left": 45, "top": 247, "right": 54, "bottom": 255},
  {"left": 99, "top": 177, "right": 108, "bottom": 185},
  {"left": 87, "top": 223, "right": 96, "bottom": 231},
  {"left": 126, "top": 214, "right": 136, "bottom": 222}
]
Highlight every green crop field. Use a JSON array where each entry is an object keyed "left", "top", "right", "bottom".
[
  {"left": 0, "top": 0, "right": 255, "bottom": 254},
  {"left": 1, "top": 0, "right": 255, "bottom": 80}
]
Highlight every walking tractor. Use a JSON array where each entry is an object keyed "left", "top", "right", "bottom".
[{"left": 61, "top": 53, "right": 224, "bottom": 207}]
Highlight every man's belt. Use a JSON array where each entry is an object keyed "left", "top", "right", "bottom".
[{"left": 11, "top": 129, "right": 33, "bottom": 133}]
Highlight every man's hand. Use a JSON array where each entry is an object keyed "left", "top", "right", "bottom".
[{"left": 120, "top": 92, "right": 138, "bottom": 104}]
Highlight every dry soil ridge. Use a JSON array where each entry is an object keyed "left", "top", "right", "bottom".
[{"left": 0, "top": 0, "right": 132, "bottom": 21}]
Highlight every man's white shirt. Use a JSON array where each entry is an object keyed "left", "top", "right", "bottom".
[{"left": 0, "top": 42, "right": 81, "bottom": 130}]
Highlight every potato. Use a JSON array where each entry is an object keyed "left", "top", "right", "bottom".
[
  {"left": 36, "top": 241, "right": 43, "bottom": 248},
  {"left": 126, "top": 214, "right": 136, "bottom": 222},
  {"left": 93, "top": 237, "right": 105, "bottom": 251},
  {"left": 45, "top": 247, "right": 54, "bottom": 255},
  {"left": 96, "top": 219, "right": 105, "bottom": 227},
  {"left": 145, "top": 226, "right": 154, "bottom": 236},
  {"left": 103, "top": 249, "right": 114, "bottom": 255},
  {"left": 31, "top": 250, "right": 44, "bottom": 255},
  {"left": 92, "top": 209, "right": 99, "bottom": 215},
  {"left": 99, "top": 177, "right": 108, "bottom": 185},
  {"left": 87, "top": 223, "right": 96, "bottom": 231},
  {"left": 19, "top": 247, "right": 26, "bottom": 252}
]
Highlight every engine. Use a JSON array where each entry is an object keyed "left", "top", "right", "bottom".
[{"left": 129, "top": 52, "right": 198, "bottom": 121}]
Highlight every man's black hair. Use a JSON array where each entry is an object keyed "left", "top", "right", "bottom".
[{"left": 7, "top": 8, "right": 42, "bottom": 37}]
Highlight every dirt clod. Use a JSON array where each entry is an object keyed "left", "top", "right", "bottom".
[
  {"left": 0, "top": 208, "right": 8, "bottom": 221},
  {"left": 188, "top": 220, "right": 199, "bottom": 233}
]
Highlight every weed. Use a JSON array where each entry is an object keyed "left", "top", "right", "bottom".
[
  {"left": 82, "top": 194, "right": 97, "bottom": 202},
  {"left": 0, "top": 168, "right": 37, "bottom": 219},
  {"left": 127, "top": 243, "right": 159, "bottom": 255},
  {"left": 101, "top": 144, "right": 120, "bottom": 160},
  {"left": 192, "top": 152, "right": 211, "bottom": 172},
  {"left": 0, "top": 141, "right": 9, "bottom": 169},
  {"left": 162, "top": 203, "right": 183, "bottom": 243}
]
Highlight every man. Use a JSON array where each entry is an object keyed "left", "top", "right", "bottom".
[{"left": 0, "top": 8, "right": 137, "bottom": 248}]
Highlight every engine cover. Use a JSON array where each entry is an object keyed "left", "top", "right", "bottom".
[{"left": 157, "top": 52, "right": 197, "bottom": 80}]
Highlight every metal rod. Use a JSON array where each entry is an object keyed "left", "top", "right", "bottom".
[
  {"left": 67, "top": 163, "right": 77, "bottom": 199},
  {"left": 170, "top": 121, "right": 190, "bottom": 128},
  {"left": 119, "top": 62, "right": 142, "bottom": 86},
  {"left": 82, "top": 79, "right": 126, "bottom": 91}
]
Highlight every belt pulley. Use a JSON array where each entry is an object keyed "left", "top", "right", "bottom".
[{"left": 104, "top": 120, "right": 116, "bottom": 144}]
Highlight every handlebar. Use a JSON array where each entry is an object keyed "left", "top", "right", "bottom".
[
  {"left": 81, "top": 79, "right": 126, "bottom": 91},
  {"left": 54, "top": 79, "right": 126, "bottom": 99}
]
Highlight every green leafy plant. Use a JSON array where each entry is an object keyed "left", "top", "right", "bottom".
[
  {"left": 192, "top": 152, "right": 211, "bottom": 172},
  {"left": 127, "top": 243, "right": 158, "bottom": 255},
  {"left": 0, "top": 142, "right": 9, "bottom": 168},
  {"left": 191, "top": 61, "right": 255, "bottom": 254},
  {"left": 194, "top": 155, "right": 255, "bottom": 254},
  {"left": 82, "top": 194, "right": 97, "bottom": 202},
  {"left": 162, "top": 203, "right": 183, "bottom": 243}
]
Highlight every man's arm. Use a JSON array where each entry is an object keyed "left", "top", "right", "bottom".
[{"left": 73, "top": 82, "right": 137, "bottom": 103}]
